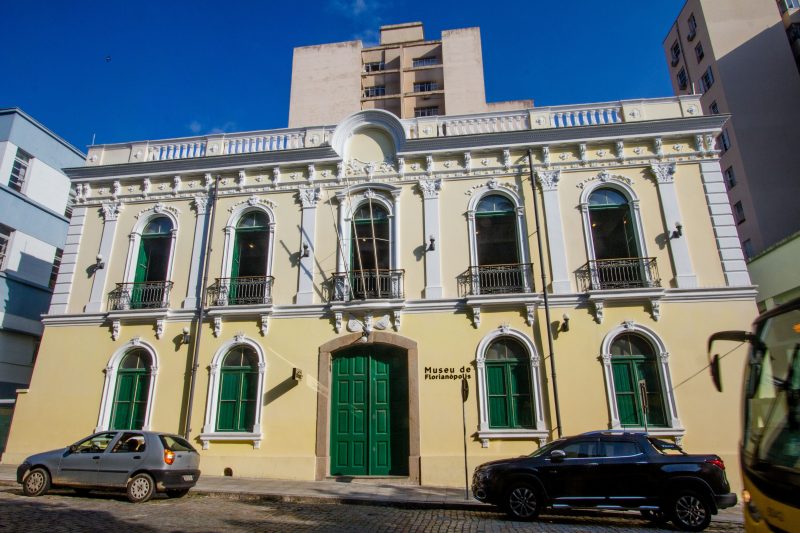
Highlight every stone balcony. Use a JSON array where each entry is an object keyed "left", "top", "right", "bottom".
[{"left": 84, "top": 96, "right": 703, "bottom": 167}]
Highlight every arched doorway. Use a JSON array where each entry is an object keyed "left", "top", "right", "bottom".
[{"left": 316, "top": 332, "right": 420, "bottom": 482}]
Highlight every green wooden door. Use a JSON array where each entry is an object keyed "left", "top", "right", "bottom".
[
  {"left": 331, "top": 347, "right": 407, "bottom": 476},
  {"left": 612, "top": 358, "right": 667, "bottom": 427}
]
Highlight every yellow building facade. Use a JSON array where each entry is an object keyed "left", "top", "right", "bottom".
[{"left": 2, "top": 98, "right": 756, "bottom": 490}]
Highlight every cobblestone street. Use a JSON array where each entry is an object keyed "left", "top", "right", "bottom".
[{"left": 0, "top": 486, "right": 743, "bottom": 533}]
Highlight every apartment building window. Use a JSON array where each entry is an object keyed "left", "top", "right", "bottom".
[
  {"left": 724, "top": 166, "right": 737, "bottom": 188},
  {"left": 695, "top": 42, "right": 704, "bottom": 62},
  {"left": 742, "top": 239, "right": 754, "bottom": 259},
  {"left": 363, "top": 86, "right": 386, "bottom": 98},
  {"left": 413, "top": 81, "right": 439, "bottom": 92},
  {"left": 364, "top": 61, "right": 385, "bottom": 72},
  {"left": 677, "top": 68, "right": 688, "bottom": 90},
  {"left": 709, "top": 101, "right": 720, "bottom": 114},
  {"left": 719, "top": 129, "right": 731, "bottom": 152},
  {"left": 9, "top": 148, "right": 32, "bottom": 193},
  {"left": 687, "top": 13, "right": 697, "bottom": 40},
  {"left": 778, "top": 0, "right": 800, "bottom": 15},
  {"left": 414, "top": 106, "right": 439, "bottom": 117},
  {"left": 412, "top": 57, "right": 439, "bottom": 67},
  {"left": 0, "top": 224, "right": 11, "bottom": 270},
  {"left": 49, "top": 248, "right": 63, "bottom": 289},
  {"left": 670, "top": 41, "right": 681, "bottom": 65},
  {"left": 734, "top": 201, "right": 746, "bottom": 224},
  {"left": 700, "top": 66, "right": 715, "bottom": 92}
]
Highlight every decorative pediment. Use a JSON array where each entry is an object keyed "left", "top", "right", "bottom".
[
  {"left": 465, "top": 178, "right": 518, "bottom": 196},
  {"left": 345, "top": 157, "right": 396, "bottom": 178},
  {"left": 134, "top": 202, "right": 181, "bottom": 219},
  {"left": 576, "top": 170, "right": 634, "bottom": 189},
  {"left": 227, "top": 195, "right": 277, "bottom": 213}
]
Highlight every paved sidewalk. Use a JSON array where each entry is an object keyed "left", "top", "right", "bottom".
[{"left": 0, "top": 463, "right": 743, "bottom": 523}]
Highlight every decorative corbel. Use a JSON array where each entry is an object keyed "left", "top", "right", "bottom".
[
  {"left": 155, "top": 319, "right": 165, "bottom": 339},
  {"left": 655, "top": 137, "right": 664, "bottom": 159},
  {"left": 336, "top": 162, "right": 345, "bottom": 182},
  {"left": 173, "top": 176, "right": 182, "bottom": 196},
  {"left": 308, "top": 164, "right": 316, "bottom": 182},
  {"left": 392, "top": 310, "right": 402, "bottom": 331},
  {"left": 334, "top": 311, "right": 343, "bottom": 333},
  {"left": 616, "top": 140, "right": 625, "bottom": 161},
  {"left": 542, "top": 146, "right": 550, "bottom": 167},
  {"left": 426, "top": 155, "right": 434, "bottom": 176},
  {"left": 481, "top": 438, "right": 489, "bottom": 449},
  {"left": 471, "top": 306, "right": 481, "bottom": 328},
  {"left": 502, "top": 149, "right": 511, "bottom": 171},
  {"left": 237, "top": 170, "right": 246, "bottom": 191},
  {"left": 592, "top": 301, "right": 605, "bottom": 324},
  {"left": 651, "top": 299, "right": 662, "bottom": 321},
  {"left": 526, "top": 304, "right": 537, "bottom": 326},
  {"left": 272, "top": 167, "right": 281, "bottom": 184},
  {"left": 463, "top": 152, "right": 472, "bottom": 174},
  {"left": 111, "top": 320, "right": 121, "bottom": 341},
  {"left": 142, "top": 178, "right": 151, "bottom": 198},
  {"left": 579, "top": 143, "right": 587, "bottom": 164},
  {"left": 213, "top": 316, "right": 222, "bottom": 337},
  {"left": 260, "top": 314, "right": 270, "bottom": 336}
]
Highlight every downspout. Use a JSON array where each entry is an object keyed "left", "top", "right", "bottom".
[
  {"left": 184, "top": 176, "right": 220, "bottom": 439},
  {"left": 527, "top": 149, "right": 563, "bottom": 438}
]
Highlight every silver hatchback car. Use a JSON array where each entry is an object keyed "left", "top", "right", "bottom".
[{"left": 16, "top": 430, "right": 201, "bottom": 502}]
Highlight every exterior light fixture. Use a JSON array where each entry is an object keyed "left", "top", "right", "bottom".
[
  {"left": 301, "top": 243, "right": 310, "bottom": 258},
  {"left": 561, "top": 313, "right": 570, "bottom": 332},
  {"left": 427, "top": 236, "right": 435, "bottom": 251},
  {"left": 95, "top": 254, "right": 105, "bottom": 270},
  {"left": 181, "top": 327, "right": 191, "bottom": 345},
  {"left": 672, "top": 222, "right": 684, "bottom": 239},
  {"left": 292, "top": 368, "right": 303, "bottom": 381}
]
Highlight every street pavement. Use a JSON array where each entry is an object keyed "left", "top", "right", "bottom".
[{"left": 0, "top": 464, "right": 743, "bottom": 532}]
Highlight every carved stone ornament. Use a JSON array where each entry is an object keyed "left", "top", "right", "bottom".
[
  {"left": 536, "top": 170, "right": 561, "bottom": 191},
  {"left": 234, "top": 332, "right": 246, "bottom": 343},
  {"left": 131, "top": 336, "right": 142, "bottom": 346},
  {"left": 308, "top": 164, "right": 316, "bottom": 182},
  {"left": 142, "top": 178, "right": 151, "bottom": 198},
  {"left": 418, "top": 178, "right": 442, "bottom": 199},
  {"left": 471, "top": 307, "right": 481, "bottom": 328},
  {"left": 228, "top": 195, "right": 276, "bottom": 213},
  {"left": 101, "top": 202, "right": 123, "bottom": 222},
  {"left": 213, "top": 317, "right": 222, "bottom": 337},
  {"left": 463, "top": 152, "right": 472, "bottom": 174},
  {"left": 334, "top": 311, "right": 343, "bottom": 333},
  {"left": 173, "top": 176, "right": 182, "bottom": 195},
  {"left": 502, "top": 149, "right": 511, "bottom": 171},
  {"left": 593, "top": 301, "right": 605, "bottom": 324},
  {"left": 347, "top": 313, "right": 390, "bottom": 337},
  {"left": 346, "top": 158, "right": 395, "bottom": 178},
  {"left": 655, "top": 137, "right": 664, "bottom": 158},
  {"left": 272, "top": 167, "right": 281, "bottom": 183},
  {"left": 112, "top": 181, "right": 121, "bottom": 199},
  {"left": 651, "top": 299, "right": 662, "bottom": 321},
  {"left": 651, "top": 163, "right": 676, "bottom": 184},
  {"left": 623, "top": 320, "right": 635, "bottom": 330},
  {"left": 616, "top": 141, "right": 625, "bottom": 161},
  {"left": 135, "top": 202, "right": 180, "bottom": 220},
  {"left": 499, "top": 323, "right": 510, "bottom": 334},
  {"left": 193, "top": 196, "right": 209, "bottom": 215},
  {"left": 396, "top": 158, "right": 405, "bottom": 178},
  {"left": 392, "top": 310, "right": 401, "bottom": 331},
  {"left": 579, "top": 144, "right": 587, "bottom": 162},
  {"left": 601, "top": 352, "right": 612, "bottom": 364},
  {"left": 576, "top": 170, "right": 633, "bottom": 190},
  {"left": 526, "top": 304, "right": 536, "bottom": 326},
  {"left": 111, "top": 320, "right": 121, "bottom": 341},
  {"left": 298, "top": 187, "right": 321, "bottom": 208},
  {"left": 695, "top": 134, "right": 706, "bottom": 153},
  {"left": 260, "top": 314, "right": 269, "bottom": 336},
  {"left": 204, "top": 173, "right": 213, "bottom": 190},
  {"left": 237, "top": 170, "right": 246, "bottom": 191},
  {"left": 155, "top": 319, "right": 165, "bottom": 339}
]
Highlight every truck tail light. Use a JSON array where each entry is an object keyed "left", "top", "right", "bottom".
[
  {"left": 705, "top": 458, "right": 725, "bottom": 470},
  {"left": 164, "top": 450, "right": 175, "bottom": 465}
]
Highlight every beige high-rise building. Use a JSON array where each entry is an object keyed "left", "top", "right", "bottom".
[
  {"left": 664, "top": 0, "right": 800, "bottom": 258},
  {"left": 288, "top": 22, "right": 532, "bottom": 128}
]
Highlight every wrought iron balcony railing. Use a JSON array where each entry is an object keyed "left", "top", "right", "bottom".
[
  {"left": 458, "top": 263, "right": 535, "bottom": 297},
  {"left": 207, "top": 276, "right": 275, "bottom": 306},
  {"left": 108, "top": 281, "right": 173, "bottom": 310},
  {"left": 330, "top": 269, "right": 404, "bottom": 302},
  {"left": 577, "top": 258, "right": 661, "bottom": 291}
]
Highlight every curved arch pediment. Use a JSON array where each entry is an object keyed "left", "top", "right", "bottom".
[{"left": 331, "top": 110, "right": 406, "bottom": 159}]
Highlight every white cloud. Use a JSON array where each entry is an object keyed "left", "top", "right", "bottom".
[
  {"left": 207, "top": 121, "right": 237, "bottom": 134},
  {"left": 188, "top": 120, "right": 203, "bottom": 134},
  {"left": 330, "top": 0, "right": 369, "bottom": 17}
]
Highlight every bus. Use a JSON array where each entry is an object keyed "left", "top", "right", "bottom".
[{"left": 708, "top": 298, "right": 800, "bottom": 532}]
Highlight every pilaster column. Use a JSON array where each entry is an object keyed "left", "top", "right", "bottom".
[
  {"left": 699, "top": 161, "right": 751, "bottom": 286},
  {"left": 49, "top": 206, "right": 87, "bottom": 314},
  {"left": 651, "top": 163, "right": 697, "bottom": 288},
  {"left": 183, "top": 196, "right": 210, "bottom": 308},
  {"left": 85, "top": 202, "right": 122, "bottom": 312},
  {"left": 535, "top": 170, "right": 570, "bottom": 293},
  {"left": 418, "top": 179, "right": 443, "bottom": 299},
  {"left": 296, "top": 187, "right": 321, "bottom": 304}
]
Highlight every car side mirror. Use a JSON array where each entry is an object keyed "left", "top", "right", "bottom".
[
  {"left": 549, "top": 449, "right": 566, "bottom": 461},
  {"left": 68, "top": 444, "right": 78, "bottom": 453}
]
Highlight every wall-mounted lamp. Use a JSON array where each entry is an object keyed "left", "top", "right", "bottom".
[
  {"left": 301, "top": 243, "right": 310, "bottom": 258},
  {"left": 426, "top": 236, "right": 436, "bottom": 252},
  {"left": 561, "top": 313, "right": 570, "bottom": 332},
  {"left": 95, "top": 254, "right": 106, "bottom": 270},
  {"left": 181, "top": 326, "right": 191, "bottom": 345},
  {"left": 671, "top": 222, "right": 684, "bottom": 239},
  {"left": 292, "top": 368, "right": 304, "bottom": 381}
]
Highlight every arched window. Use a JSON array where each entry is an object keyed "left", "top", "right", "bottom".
[
  {"left": 216, "top": 346, "right": 259, "bottom": 432},
  {"left": 130, "top": 216, "right": 173, "bottom": 308},
  {"left": 610, "top": 334, "right": 667, "bottom": 427},
  {"left": 348, "top": 202, "right": 392, "bottom": 298},
  {"left": 227, "top": 211, "right": 271, "bottom": 304},
  {"left": 588, "top": 189, "right": 639, "bottom": 260},
  {"left": 110, "top": 350, "right": 152, "bottom": 430},
  {"left": 475, "top": 195, "right": 519, "bottom": 266},
  {"left": 485, "top": 337, "right": 533, "bottom": 429}
]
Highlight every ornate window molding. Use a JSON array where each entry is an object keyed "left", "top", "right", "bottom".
[
  {"left": 466, "top": 185, "right": 531, "bottom": 271},
  {"left": 220, "top": 201, "right": 277, "bottom": 281},
  {"left": 96, "top": 338, "right": 159, "bottom": 432},
  {"left": 122, "top": 205, "right": 180, "bottom": 285},
  {"left": 199, "top": 336, "right": 267, "bottom": 449},
  {"left": 475, "top": 326, "right": 548, "bottom": 447},
  {"left": 599, "top": 322, "right": 683, "bottom": 437}
]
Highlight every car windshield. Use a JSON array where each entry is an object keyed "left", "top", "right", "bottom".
[
  {"left": 160, "top": 435, "right": 197, "bottom": 452},
  {"left": 648, "top": 437, "right": 686, "bottom": 455},
  {"left": 528, "top": 439, "right": 564, "bottom": 457}
]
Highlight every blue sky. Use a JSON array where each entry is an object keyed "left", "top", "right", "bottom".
[{"left": 1, "top": 0, "right": 685, "bottom": 152}]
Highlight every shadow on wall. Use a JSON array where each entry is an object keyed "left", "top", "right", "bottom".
[{"left": 1, "top": 252, "right": 54, "bottom": 328}]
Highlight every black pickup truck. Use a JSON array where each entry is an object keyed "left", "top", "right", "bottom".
[{"left": 472, "top": 431, "right": 737, "bottom": 531}]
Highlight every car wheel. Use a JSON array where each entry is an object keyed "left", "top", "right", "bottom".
[
  {"left": 22, "top": 468, "right": 50, "bottom": 497},
  {"left": 126, "top": 473, "right": 155, "bottom": 503},
  {"left": 640, "top": 509, "right": 668, "bottom": 523},
  {"left": 504, "top": 482, "right": 541, "bottom": 521},
  {"left": 670, "top": 490, "right": 712, "bottom": 531},
  {"left": 165, "top": 488, "right": 189, "bottom": 498}
]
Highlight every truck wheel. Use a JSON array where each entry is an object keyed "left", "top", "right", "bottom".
[
  {"left": 22, "top": 468, "right": 50, "bottom": 497},
  {"left": 670, "top": 490, "right": 712, "bottom": 531},
  {"left": 504, "top": 482, "right": 541, "bottom": 521},
  {"left": 127, "top": 473, "right": 155, "bottom": 503}
]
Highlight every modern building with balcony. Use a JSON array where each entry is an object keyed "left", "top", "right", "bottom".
[
  {"left": 0, "top": 108, "right": 84, "bottom": 455},
  {"left": 288, "top": 21, "right": 532, "bottom": 128}
]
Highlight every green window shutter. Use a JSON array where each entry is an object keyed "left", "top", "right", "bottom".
[
  {"left": 231, "top": 233, "right": 241, "bottom": 279},
  {"left": 111, "top": 371, "right": 149, "bottom": 430},
  {"left": 487, "top": 364, "right": 510, "bottom": 428},
  {"left": 238, "top": 371, "right": 257, "bottom": 431},
  {"left": 508, "top": 362, "right": 533, "bottom": 428},
  {"left": 612, "top": 361, "right": 640, "bottom": 426},
  {"left": 217, "top": 371, "right": 240, "bottom": 431},
  {"left": 635, "top": 359, "right": 668, "bottom": 427},
  {"left": 134, "top": 240, "right": 149, "bottom": 283}
]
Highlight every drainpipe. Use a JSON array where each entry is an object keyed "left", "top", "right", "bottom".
[
  {"left": 184, "top": 176, "right": 220, "bottom": 440},
  {"left": 527, "top": 149, "right": 563, "bottom": 439}
]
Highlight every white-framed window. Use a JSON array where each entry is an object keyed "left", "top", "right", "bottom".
[
  {"left": 475, "top": 326, "right": 548, "bottom": 447},
  {"left": 364, "top": 61, "right": 385, "bottom": 72},
  {"left": 677, "top": 69, "right": 688, "bottom": 90},
  {"left": 724, "top": 166, "right": 737, "bottom": 188},
  {"left": 0, "top": 224, "right": 11, "bottom": 270},
  {"left": 700, "top": 66, "right": 714, "bottom": 92},
  {"left": 413, "top": 81, "right": 439, "bottom": 92},
  {"left": 9, "top": 148, "right": 32, "bottom": 193},
  {"left": 363, "top": 86, "right": 386, "bottom": 98},
  {"left": 412, "top": 56, "right": 439, "bottom": 67},
  {"left": 200, "top": 336, "right": 266, "bottom": 449},
  {"left": 96, "top": 339, "right": 159, "bottom": 432},
  {"left": 414, "top": 106, "right": 439, "bottom": 117},
  {"left": 600, "top": 323, "right": 683, "bottom": 438}
]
